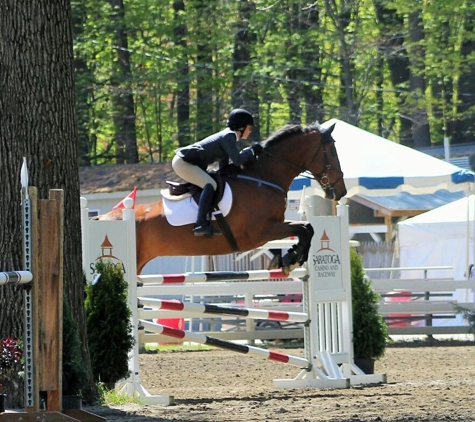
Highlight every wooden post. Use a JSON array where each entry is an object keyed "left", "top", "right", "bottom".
[
  {"left": 1, "top": 188, "right": 104, "bottom": 422},
  {"left": 37, "top": 189, "right": 64, "bottom": 412}
]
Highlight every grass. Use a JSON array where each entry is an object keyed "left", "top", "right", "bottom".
[{"left": 98, "top": 383, "right": 144, "bottom": 406}]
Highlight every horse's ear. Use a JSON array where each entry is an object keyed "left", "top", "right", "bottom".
[
  {"left": 321, "top": 123, "right": 336, "bottom": 142},
  {"left": 324, "top": 123, "right": 335, "bottom": 135}
]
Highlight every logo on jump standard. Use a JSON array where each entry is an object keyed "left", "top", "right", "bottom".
[
  {"left": 88, "top": 235, "right": 126, "bottom": 275},
  {"left": 312, "top": 230, "right": 341, "bottom": 278}
]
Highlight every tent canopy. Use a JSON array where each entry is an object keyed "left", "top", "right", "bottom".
[
  {"left": 290, "top": 119, "right": 474, "bottom": 198},
  {"left": 397, "top": 195, "right": 475, "bottom": 280}
]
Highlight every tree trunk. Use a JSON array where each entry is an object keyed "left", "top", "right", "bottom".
[
  {"left": 373, "top": 0, "right": 412, "bottom": 144},
  {"left": 324, "top": 0, "right": 358, "bottom": 125},
  {"left": 193, "top": 1, "right": 214, "bottom": 140},
  {"left": 72, "top": 0, "right": 93, "bottom": 166},
  {"left": 284, "top": 2, "right": 303, "bottom": 125},
  {"left": 173, "top": 0, "right": 191, "bottom": 147},
  {"left": 452, "top": 8, "right": 475, "bottom": 143},
  {"left": 300, "top": 4, "right": 324, "bottom": 124},
  {"left": 408, "top": 10, "right": 431, "bottom": 148},
  {"left": 108, "top": 0, "right": 139, "bottom": 163},
  {"left": 232, "top": 0, "right": 260, "bottom": 141},
  {"left": 0, "top": 0, "right": 98, "bottom": 403}
]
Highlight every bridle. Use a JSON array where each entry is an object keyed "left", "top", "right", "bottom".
[{"left": 260, "top": 137, "right": 344, "bottom": 195}]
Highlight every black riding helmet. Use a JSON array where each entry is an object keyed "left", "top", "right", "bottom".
[{"left": 226, "top": 108, "right": 254, "bottom": 131}]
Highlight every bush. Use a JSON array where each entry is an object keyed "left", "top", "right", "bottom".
[
  {"left": 351, "top": 248, "right": 390, "bottom": 360},
  {"left": 63, "top": 298, "right": 88, "bottom": 395},
  {"left": 85, "top": 260, "right": 134, "bottom": 387}
]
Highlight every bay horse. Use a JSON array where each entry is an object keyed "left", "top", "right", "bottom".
[{"left": 99, "top": 122, "right": 347, "bottom": 274}]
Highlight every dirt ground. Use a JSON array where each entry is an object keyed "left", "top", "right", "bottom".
[{"left": 84, "top": 341, "right": 475, "bottom": 422}]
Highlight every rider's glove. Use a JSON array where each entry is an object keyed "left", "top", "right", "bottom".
[{"left": 251, "top": 143, "right": 263, "bottom": 156}]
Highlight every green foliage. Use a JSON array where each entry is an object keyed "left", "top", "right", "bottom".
[
  {"left": 455, "top": 304, "right": 475, "bottom": 335},
  {"left": 351, "top": 248, "right": 390, "bottom": 360},
  {"left": 72, "top": 0, "right": 475, "bottom": 163},
  {"left": 63, "top": 299, "right": 88, "bottom": 395},
  {"left": 85, "top": 260, "right": 134, "bottom": 387}
]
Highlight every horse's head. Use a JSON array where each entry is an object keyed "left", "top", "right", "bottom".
[
  {"left": 308, "top": 123, "right": 347, "bottom": 201},
  {"left": 250, "top": 122, "right": 346, "bottom": 201}
]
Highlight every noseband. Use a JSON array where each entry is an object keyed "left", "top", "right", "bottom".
[{"left": 312, "top": 147, "right": 344, "bottom": 194}]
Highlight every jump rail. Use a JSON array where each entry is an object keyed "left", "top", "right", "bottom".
[
  {"left": 137, "top": 268, "right": 307, "bottom": 284},
  {"left": 137, "top": 297, "right": 310, "bottom": 323},
  {"left": 139, "top": 319, "right": 311, "bottom": 369},
  {"left": 0, "top": 271, "right": 32, "bottom": 285}
]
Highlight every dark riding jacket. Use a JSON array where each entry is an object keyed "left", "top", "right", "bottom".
[{"left": 175, "top": 128, "right": 254, "bottom": 170}]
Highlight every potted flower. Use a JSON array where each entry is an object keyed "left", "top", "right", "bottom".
[
  {"left": 0, "top": 337, "right": 23, "bottom": 410},
  {"left": 350, "top": 248, "right": 390, "bottom": 373}
]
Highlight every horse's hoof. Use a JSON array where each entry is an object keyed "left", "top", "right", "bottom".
[
  {"left": 282, "top": 262, "right": 300, "bottom": 275},
  {"left": 282, "top": 252, "right": 296, "bottom": 268}
]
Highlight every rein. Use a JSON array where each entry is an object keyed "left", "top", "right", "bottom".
[
  {"left": 260, "top": 140, "right": 336, "bottom": 188},
  {"left": 235, "top": 174, "right": 285, "bottom": 194}
]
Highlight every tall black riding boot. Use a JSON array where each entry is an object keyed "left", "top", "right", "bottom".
[{"left": 193, "top": 184, "right": 222, "bottom": 237}]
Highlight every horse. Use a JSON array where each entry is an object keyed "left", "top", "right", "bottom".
[{"left": 98, "top": 122, "right": 347, "bottom": 274}]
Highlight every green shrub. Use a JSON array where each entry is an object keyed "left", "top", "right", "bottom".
[
  {"left": 63, "top": 298, "right": 88, "bottom": 395},
  {"left": 351, "top": 248, "right": 390, "bottom": 360},
  {"left": 85, "top": 260, "right": 134, "bottom": 388}
]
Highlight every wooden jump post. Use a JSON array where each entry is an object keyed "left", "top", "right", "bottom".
[
  {"left": 0, "top": 186, "right": 63, "bottom": 420},
  {"left": 1, "top": 183, "right": 102, "bottom": 422}
]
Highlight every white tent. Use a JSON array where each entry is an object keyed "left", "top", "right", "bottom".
[
  {"left": 290, "top": 119, "right": 474, "bottom": 198},
  {"left": 397, "top": 196, "right": 475, "bottom": 326},
  {"left": 398, "top": 195, "right": 475, "bottom": 280}
]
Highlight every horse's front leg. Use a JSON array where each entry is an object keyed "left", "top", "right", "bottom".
[{"left": 267, "top": 220, "right": 314, "bottom": 273}]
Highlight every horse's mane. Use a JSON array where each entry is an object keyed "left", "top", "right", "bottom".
[{"left": 262, "top": 122, "right": 323, "bottom": 148}]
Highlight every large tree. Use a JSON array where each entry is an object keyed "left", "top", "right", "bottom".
[{"left": 0, "top": 0, "right": 97, "bottom": 402}]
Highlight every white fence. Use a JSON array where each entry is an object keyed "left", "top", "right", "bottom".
[
  {"left": 367, "top": 266, "right": 475, "bottom": 336},
  {"left": 143, "top": 265, "right": 475, "bottom": 341}
]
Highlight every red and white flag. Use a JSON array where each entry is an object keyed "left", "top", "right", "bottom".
[{"left": 113, "top": 186, "right": 137, "bottom": 210}]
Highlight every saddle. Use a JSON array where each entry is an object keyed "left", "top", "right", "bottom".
[
  {"left": 165, "top": 164, "right": 240, "bottom": 207},
  {"left": 164, "top": 165, "right": 242, "bottom": 252}
]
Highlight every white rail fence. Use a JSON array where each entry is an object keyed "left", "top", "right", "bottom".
[{"left": 140, "top": 265, "right": 475, "bottom": 343}]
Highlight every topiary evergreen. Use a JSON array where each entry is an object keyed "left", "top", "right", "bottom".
[
  {"left": 85, "top": 260, "right": 134, "bottom": 388},
  {"left": 351, "top": 248, "right": 390, "bottom": 360}
]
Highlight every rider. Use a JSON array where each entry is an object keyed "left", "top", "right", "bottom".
[{"left": 172, "top": 108, "right": 263, "bottom": 237}]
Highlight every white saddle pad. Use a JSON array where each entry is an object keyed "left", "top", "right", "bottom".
[{"left": 162, "top": 183, "right": 233, "bottom": 226}]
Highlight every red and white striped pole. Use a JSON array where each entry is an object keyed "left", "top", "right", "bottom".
[
  {"left": 138, "top": 267, "right": 307, "bottom": 285},
  {"left": 139, "top": 319, "right": 310, "bottom": 369},
  {"left": 137, "top": 297, "right": 309, "bottom": 323}
]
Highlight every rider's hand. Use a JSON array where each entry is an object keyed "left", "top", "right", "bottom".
[{"left": 251, "top": 143, "right": 263, "bottom": 156}]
